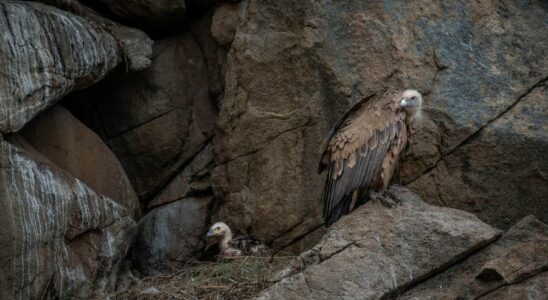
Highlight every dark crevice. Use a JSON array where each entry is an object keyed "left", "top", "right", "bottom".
[
  {"left": 319, "top": 241, "right": 356, "bottom": 263},
  {"left": 106, "top": 109, "right": 179, "bottom": 140},
  {"left": 406, "top": 76, "right": 548, "bottom": 186}
]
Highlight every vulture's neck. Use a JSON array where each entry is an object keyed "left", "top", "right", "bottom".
[{"left": 220, "top": 230, "right": 234, "bottom": 251}]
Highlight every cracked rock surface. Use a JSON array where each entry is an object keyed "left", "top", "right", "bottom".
[
  {"left": 211, "top": 0, "right": 548, "bottom": 250},
  {"left": 256, "top": 187, "right": 547, "bottom": 300}
]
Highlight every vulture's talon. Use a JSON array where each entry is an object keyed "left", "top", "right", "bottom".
[{"left": 378, "top": 194, "right": 399, "bottom": 209}]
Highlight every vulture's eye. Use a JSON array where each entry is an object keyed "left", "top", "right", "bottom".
[{"left": 411, "top": 96, "right": 417, "bottom": 101}]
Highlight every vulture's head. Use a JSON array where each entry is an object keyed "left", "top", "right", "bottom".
[
  {"left": 206, "top": 222, "right": 232, "bottom": 240},
  {"left": 400, "top": 89, "right": 423, "bottom": 123}
]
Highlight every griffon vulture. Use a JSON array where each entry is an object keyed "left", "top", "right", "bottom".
[
  {"left": 319, "top": 89, "right": 423, "bottom": 227},
  {"left": 205, "top": 222, "right": 271, "bottom": 259}
]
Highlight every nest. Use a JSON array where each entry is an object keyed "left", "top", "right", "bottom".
[{"left": 115, "top": 256, "right": 295, "bottom": 300}]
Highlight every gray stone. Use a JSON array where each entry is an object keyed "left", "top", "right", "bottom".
[
  {"left": 0, "top": 140, "right": 136, "bottom": 299},
  {"left": 129, "top": 197, "right": 213, "bottom": 275},
  {"left": 408, "top": 84, "right": 548, "bottom": 229},
  {"left": 401, "top": 215, "right": 548, "bottom": 300},
  {"left": 30, "top": 0, "right": 153, "bottom": 71},
  {"left": 148, "top": 142, "right": 214, "bottom": 209},
  {"left": 99, "top": 0, "right": 186, "bottom": 27},
  {"left": 0, "top": 0, "right": 121, "bottom": 133},
  {"left": 256, "top": 186, "right": 501, "bottom": 299}
]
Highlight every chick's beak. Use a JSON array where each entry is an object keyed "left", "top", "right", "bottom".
[{"left": 206, "top": 230, "right": 213, "bottom": 239}]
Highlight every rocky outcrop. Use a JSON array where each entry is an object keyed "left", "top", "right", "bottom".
[
  {"left": 0, "top": 141, "right": 136, "bottom": 299},
  {"left": 408, "top": 84, "right": 548, "bottom": 229},
  {"left": 33, "top": 0, "right": 153, "bottom": 71},
  {"left": 0, "top": 0, "right": 121, "bottom": 134},
  {"left": 256, "top": 186, "right": 501, "bottom": 299},
  {"left": 67, "top": 31, "right": 216, "bottom": 202},
  {"left": 129, "top": 197, "right": 213, "bottom": 275},
  {"left": 211, "top": 0, "right": 548, "bottom": 249},
  {"left": 16, "top": 106, "right": 140, "bottom": 217},
  {"left": 402, "top": 215, "right": 547, "bottom": 299}
]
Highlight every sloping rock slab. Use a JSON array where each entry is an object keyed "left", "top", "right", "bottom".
[
  {"left": 401, "top": 215, "right": 548, "bottom": 300},
  {"left": 256, "top": 186, "right": 500, "bottom": 300},
  {"left": 0, "top": 0, "right": 120, "bottom": 133},
  {"left": 19, "top": 106, "right": 140, "bottom": 218},
  {"left": 0, "top": 141, "right": 136, "bottom": 299}
]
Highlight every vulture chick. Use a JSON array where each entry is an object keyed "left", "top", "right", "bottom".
[
  {"left": 205, "top": 222, "right": 271, "bottom": 259},
  {"left": 319, "top": 89, "right": 423, "bottom": 227}
]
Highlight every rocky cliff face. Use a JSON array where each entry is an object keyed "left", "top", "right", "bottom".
[
  {"left": 211, "top": 0, "right": 548, "bottom": 250},
  {"left": 0, "top": 0, "right": 546, "bottom": 299},
  {"left": 257, "top": 187, "right": 547, "bottom": 299}
]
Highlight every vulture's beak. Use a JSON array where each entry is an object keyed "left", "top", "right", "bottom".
[
  {"left": 400, "top": 98, "right": 409, "bottom": 108},
  {"left": 206, "top": 230, "right": 213, "bottom": 239}
]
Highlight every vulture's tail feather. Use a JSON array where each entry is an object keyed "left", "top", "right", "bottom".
[
  {"left": 324, "top": 189, "right": 370, "bottom": 227},
  {"left": 324, "top": 193, "right": 353, "bottom": 227}
]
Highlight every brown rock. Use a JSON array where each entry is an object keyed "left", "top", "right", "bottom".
[
  {"left": 68, "top": 32, "right": 217, "bottom": 202},
  {"left": 0, "top": 141, "right": 136, "bottom": 299},
  {"left": 256, "top": 186, "right": 501, "bottom": 299},
  {"left": 211, "top": 2, "right": 242, "bottom": 46},
  {"left": 212, "top": 0, "right": 548, "bottom": 248},
  {"left": 18, "top": 106, "right": 140, "bottom": 217},
  {"left": 0, "top": 1, "right": 121, "bottom": 134}
]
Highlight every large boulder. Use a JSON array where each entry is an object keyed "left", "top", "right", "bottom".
[
  {"left": 17, "top": 106, "right": 140, "bottom": 218},
  {"left": 0, "top": 141, "right": 136, "bottom": 299},
  {"left": 67, "top": 31, "right": 216, "bottom": 202},
  {"left": 129, "top": 197, "right": 213, "bottom": 275},
  {"left": 408, "top": 84, "right": 548, "bottom": 229},
  {"left": 401, "top": 215, "right": 548, "bottom": 299},
  {"left": 211, "top": 0, "right": 548, "bottom": 249},
  {"left": 256, "top": 186, "right": 501, "bottom": 299},
  {"left": 0, "top": 0, "right": 121, "bottom": 134},
  {"left": 33, "top": 0, "right": 153, "bottom": 71}
]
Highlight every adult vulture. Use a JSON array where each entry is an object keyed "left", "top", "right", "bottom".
[{"left": 319, "top": 89, "right": 423, "bottom": 226}]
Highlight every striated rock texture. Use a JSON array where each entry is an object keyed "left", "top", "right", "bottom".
[
  {"left": 256, "top": 186, "right": 501, "bottom": 299},
  {"left": 212, "top": 0, "right": 548, "bottom": 248},
  {"left": 17, "top": 106, "right": 140, "bottom": 218},
  {"left": 0, "top": 141, "right": 136, "bottom": 299},
  {"left": 67, "top": 31, "right": 216, "bottom": 202},
  {"left": 33, "top": 0, "right": 153, "bottom": 71},
  {"left": 129, "top": 197, "right": 213, "bottom": 275},
  {"left": 0, "top": 0, "right": 121, "bottom": 134}
]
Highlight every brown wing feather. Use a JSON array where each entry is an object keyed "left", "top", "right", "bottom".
[{"left": 320, "top": 89, "right": 405, "bottom": 226}]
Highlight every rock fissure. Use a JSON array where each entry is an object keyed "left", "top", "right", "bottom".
[{"left": 407, "top": 76, "right": 548, "bottom": 186}]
